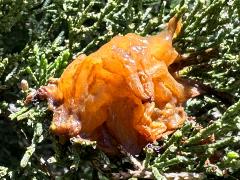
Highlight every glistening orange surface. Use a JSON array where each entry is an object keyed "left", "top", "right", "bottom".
[{"left": 29, "top": 17, "right": 192, "bottom": 154}]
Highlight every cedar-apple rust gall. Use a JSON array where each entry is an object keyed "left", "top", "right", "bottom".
[{"left": 25, "top": 16, "right": 197, "bottom": 155}]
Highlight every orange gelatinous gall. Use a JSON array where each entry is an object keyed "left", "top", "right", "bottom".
[{"left": 29, "top": 17, "right": 194, "bottom": 154}]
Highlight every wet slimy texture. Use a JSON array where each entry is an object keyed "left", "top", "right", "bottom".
[{"left": 28, "top": 17, "right": 194, "bottom": 154}]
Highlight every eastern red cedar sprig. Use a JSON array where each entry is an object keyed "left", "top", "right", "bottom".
[{"left": 1, "top": 0, "right": 240, "bottom": 179}]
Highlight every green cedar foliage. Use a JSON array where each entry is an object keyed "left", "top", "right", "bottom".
[{"left": 0, "top": 0, "right": 239, "bottom": 179}]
